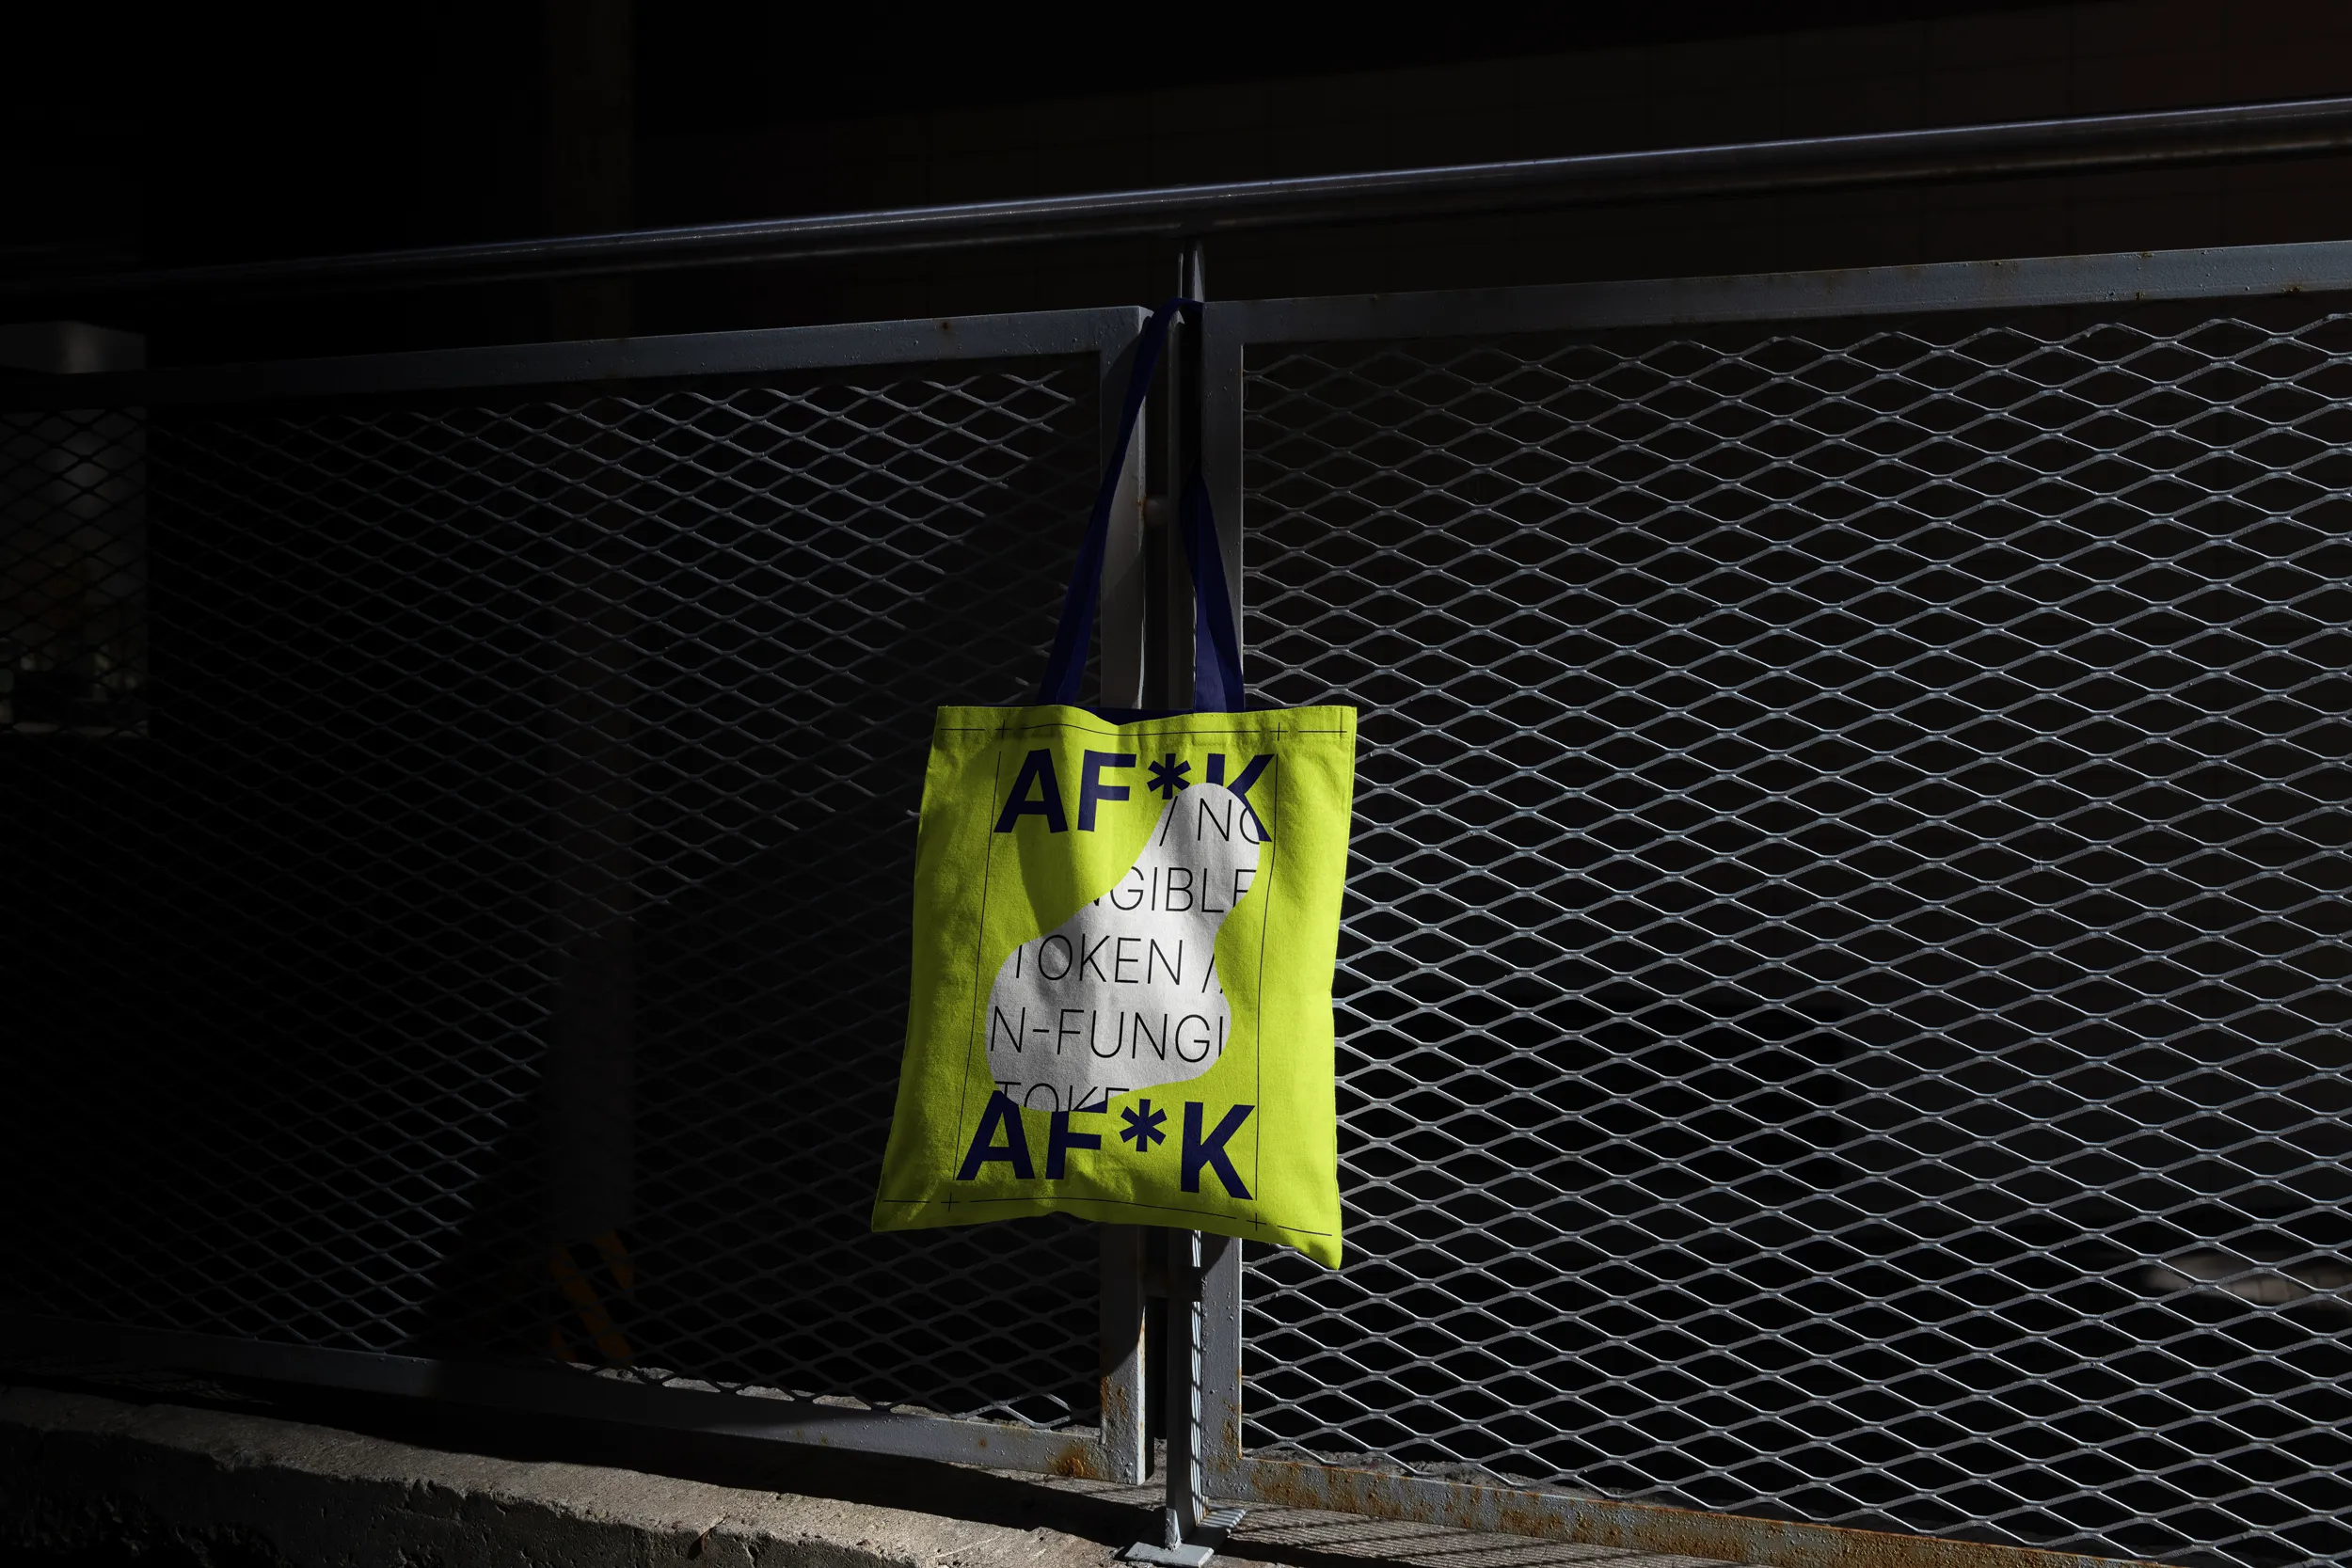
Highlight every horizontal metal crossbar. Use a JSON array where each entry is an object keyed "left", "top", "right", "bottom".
[
  {"left": 9, "top": 97, "right": 2352, "bottom": 299},
  {"left": 1234, "top": 1458, "right": 2165, "bottom": 1568},
  {"left": 1211, "top": 237, "right": 2352, "bottom": 341},
  {"left": 0, "top": 308, "right": 1148, "bottom": 413}
]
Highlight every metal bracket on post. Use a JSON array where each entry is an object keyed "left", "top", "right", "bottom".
[{"left": 1124, "top": 1229, "right": 1245, "bottom": 1567}]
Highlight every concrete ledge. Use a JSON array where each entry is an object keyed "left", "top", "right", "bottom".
[
  {"left": 1, "top": 1383, "right": 1732, "bottom": 1568},
  {"left": 1, "top": 1383, "right": 1126, "bottom": 1568}
]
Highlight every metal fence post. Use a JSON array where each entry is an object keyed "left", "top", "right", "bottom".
[
  {"left": 1097, "top": 306, "right": 1149, "bottom": 710},
  {"left": 1098, "top": 1225, "right": 1150, "bottom": 1482},
  {"left": 1196, "top": 289, "right": 1248, "bottom": 1508},
  {"left": 1198, "top": 1233, "right": 1244, "bottom": 1499},
  {"left": 1165, "top": 1228, "right": 1205, "bottom": 1546},
  {"left": 1122, "top": 239, "right": 1247, "bottom": 1568},
  {"left": 1097, "top": 308, "right": 1152, "bottom": 1481}
]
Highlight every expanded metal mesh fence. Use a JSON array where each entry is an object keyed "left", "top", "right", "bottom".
[
  {"left": 1239, "top": 303, "right": 2352, "bottom": 1568},
  {"left": 1, "top": 357, "right": 1105, "bottom": 1426},
  {"left": 9, "top": 276, "right": 2352, "bottom": 1568}
]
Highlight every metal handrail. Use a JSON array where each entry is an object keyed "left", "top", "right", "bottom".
[{"left": 13, "top": 94, "right": 2352, "bottom": 300}]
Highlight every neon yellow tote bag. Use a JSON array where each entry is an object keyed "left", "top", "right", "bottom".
[{"left": 871, "top": 301, "right": 1355, "bottom": 1267}]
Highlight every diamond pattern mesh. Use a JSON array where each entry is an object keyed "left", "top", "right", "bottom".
[
  {"left": 1239, "top": 307, "right": 2352, "bottom": 1568},
  {"left": 1, "top": 360, "right": 1104, "bottom": 1426},
  {"left": 1, "top": 407, "right": 148, "bottom": 734}
]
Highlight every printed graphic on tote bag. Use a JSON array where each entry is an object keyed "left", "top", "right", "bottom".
[
  {"left": 875, "top": 706, "right": 1350, "bottom": 1263},
  {"left": 984, "top": 777, "right": 1263, "bottom": 1111}
]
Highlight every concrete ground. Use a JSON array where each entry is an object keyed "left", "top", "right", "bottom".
[{"left": 0, "top": 1378, "right": 1738, "bottom": 1568}]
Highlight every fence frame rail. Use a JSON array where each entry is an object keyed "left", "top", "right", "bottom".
[{"left": 17, "top": 236, "right": 2352, "bottom": 1567}]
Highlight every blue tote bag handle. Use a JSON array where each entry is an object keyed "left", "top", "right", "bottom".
[{"left": 1035, "top": 298, "right": 1244, "bottom": 712}]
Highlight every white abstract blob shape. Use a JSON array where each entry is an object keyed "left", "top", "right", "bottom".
[{"left": 983, "top": 780, "right": 1263, "bottom": 1113}]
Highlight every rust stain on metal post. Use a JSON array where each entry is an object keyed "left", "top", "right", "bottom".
[
  {"left": 1048, "top": 1441, "right": 1102, "bottom": 1480},
  {"left": 1100, "top": 1379, "right": 1136, "bottom": 1450},
  {"left": 1244, "top": 1461, "right": 2164, "bottom": 1568}
]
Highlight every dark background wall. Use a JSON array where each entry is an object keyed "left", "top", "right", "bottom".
[{"left": 9, "top": 0, "right": 2352, "bottom": 361}]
